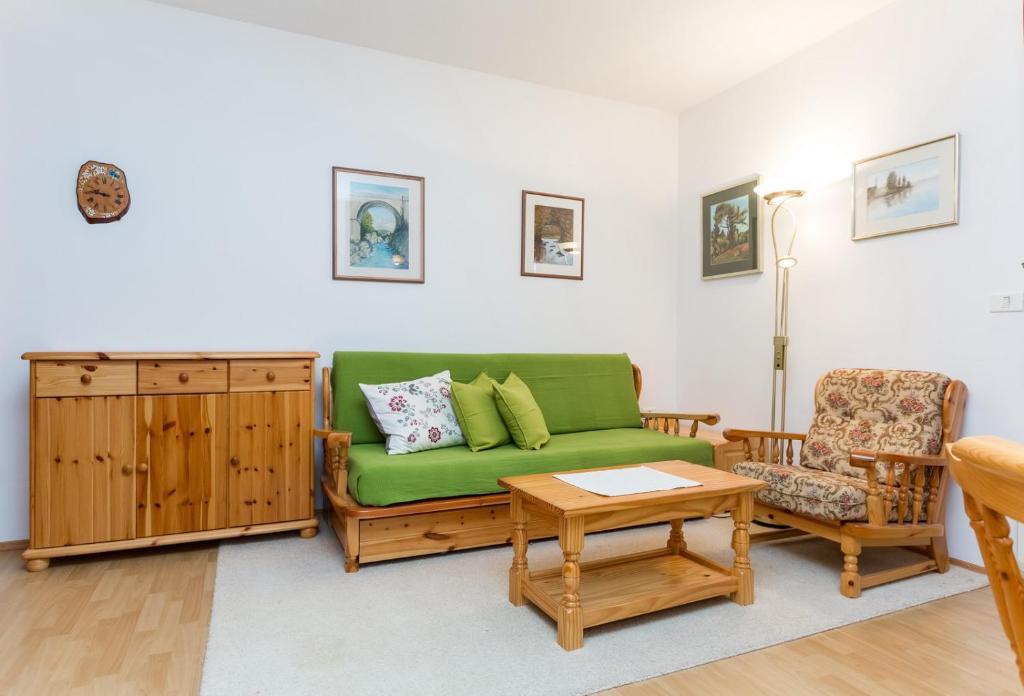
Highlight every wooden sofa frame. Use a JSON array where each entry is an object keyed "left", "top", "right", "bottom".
[
  {"left": 723, "top": 378, "right": 967, "bottom": 598},
  {"left": 315, "top": 364, "right": 719, "bottom": 572}
]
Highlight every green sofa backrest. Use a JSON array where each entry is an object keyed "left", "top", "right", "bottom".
[{"left": 332, "top": 352, "right": 643, "bottom": 445}]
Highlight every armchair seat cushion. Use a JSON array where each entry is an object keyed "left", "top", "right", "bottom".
[{"left": 733, "top": 460, "right": 871, "bottom": 522}]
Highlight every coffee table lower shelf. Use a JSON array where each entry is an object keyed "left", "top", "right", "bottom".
[{"left": 521, "top": 547, "right": 738, "bottom": 629}]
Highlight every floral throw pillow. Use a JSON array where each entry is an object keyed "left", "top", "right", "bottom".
[{"left": 359, "top": 371, "right": 466, "bottom": 455}]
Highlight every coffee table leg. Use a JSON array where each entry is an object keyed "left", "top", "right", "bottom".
[
  {"left": 667, "top": 518, "right": 686, "bottom": 555},
  {"left": 509, "top": 491, "right": 529, "bottom": 606},
  {"left": 557, "top": 516, "right": 584, "bottom": 651},
  {"left": 731, "top": 492, "right": 754, "bottom": 605}
]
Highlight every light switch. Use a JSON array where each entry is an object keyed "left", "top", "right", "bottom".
[{"left": 990, "top": 292, "right": 1024, "bottom": 312}]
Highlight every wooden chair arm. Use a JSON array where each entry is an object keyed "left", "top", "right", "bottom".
[
  {"left": 849, "top": 449, "right": 947, "bottom": 469},
  {"left": 722, "top": 428, "right": 807, "bottom": 442},
  {"left": 642, "top": 412, "right": 720, "bottom": 437},
  {"left": 313, "top": 430, "right": 352, "bottom": 495},
  {"left": 721, "top": 428, "right": 806, "bottom": 466},
  {"left": 849, "top": 449, "right": 948, "bottom": 525}
]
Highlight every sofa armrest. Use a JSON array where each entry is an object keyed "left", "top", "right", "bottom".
[
  {"left": 642, "top": 411, "right": 720, "bottom": 438},
  {"left": 850, "top": 449, "right": 948, "bottom": 525},
  {"left": 314, "top": 429, "right": 352, "bottom": 495}
]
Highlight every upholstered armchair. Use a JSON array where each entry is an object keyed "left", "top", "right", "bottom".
[{"left": 724, "top": 369, "right": 967, "bottom": 598}]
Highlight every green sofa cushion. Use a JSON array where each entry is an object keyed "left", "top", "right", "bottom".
[
  {"left": 451, "top": 372, "right": 510, "bottom": 452},
  {"left": 347, "top": 428, "right": 713, "bottom": 506},
  {"left": 333, "top": 352, "right": 643, "bottom": 445},
  {"left": 493, "top": 372, "right": 550, "bottom": 450}
]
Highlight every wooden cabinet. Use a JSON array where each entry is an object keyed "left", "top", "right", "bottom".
[
  {"left": 31, "top": 395, "right": 135, "bottom": 548},
  {"left": 22, "top": 352, "right": 319, "bottom": 571},
  {"left": 137, "top": 394, "right": 228, "bottom": 536},
  {"left": 228, "top": 391, "right": 312, "bottom": 527}
]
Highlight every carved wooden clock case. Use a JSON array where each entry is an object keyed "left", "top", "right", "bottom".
[{"left": 76, "top": 160, "right": 130, "bottom": 223}]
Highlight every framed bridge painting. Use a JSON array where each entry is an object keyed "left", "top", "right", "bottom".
[
  {"left": 521, "top": 190, "right": 585, "bottom": 280},
  {"left": 333, "top": 166, "right": 425, "bottom": 283}
]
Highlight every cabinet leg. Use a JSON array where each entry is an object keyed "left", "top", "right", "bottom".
[
  {"left": 299, "top": 526, "right": 317, "bottom": 539},
  {"left": 25, "top": 558, "right": 50, "bottom": 572}
]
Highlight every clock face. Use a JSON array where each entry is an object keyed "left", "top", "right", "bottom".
[{"left": 76, "top": 161, "right": 130, "bottom": 223}]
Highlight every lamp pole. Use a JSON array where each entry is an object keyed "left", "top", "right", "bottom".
[{"left": 764, "top": 190, "right": 804, "bottom": 441}]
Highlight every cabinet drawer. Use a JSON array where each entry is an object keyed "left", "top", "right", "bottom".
[
  {"left": 138, "top": 360, "right": 227, "bottom": 394},
  {"left": 34, "top": 361, "right": 136, "bottom": 397},
  {"left": 230, "top": 359, "right": 312, "bottom": 392}
]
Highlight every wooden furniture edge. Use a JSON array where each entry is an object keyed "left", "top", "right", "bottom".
[
  {"left": 22, "top": 351, "right": 320, "bottom": 360},
  {"left": 22, "top": 518, "right": 319, "bottom": 563}
]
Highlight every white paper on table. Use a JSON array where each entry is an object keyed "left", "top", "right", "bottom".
[{"left": 554, "top": 465, "right": 703, "bottom": 497}]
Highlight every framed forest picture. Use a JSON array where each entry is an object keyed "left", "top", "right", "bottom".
[
  {"left": 701, "top": 176, "right": 761, "bottom": 280},
  {"left": 521, "top": 190, "right": 585, "bottom": 280},
  {"left": 333, "top": 166, "right": 425, "bottom": 283}
]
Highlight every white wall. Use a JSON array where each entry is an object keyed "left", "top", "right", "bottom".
[
  {"left": 677, "top": 0, "right": 1024, "bottom": 563},
  {"left": 0, "top": 0, "right": 681, "bottom": 541}
]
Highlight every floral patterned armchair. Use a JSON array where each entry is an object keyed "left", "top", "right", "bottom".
[{"left": 724, "top": 369, "right": 967, "bottom": 598}]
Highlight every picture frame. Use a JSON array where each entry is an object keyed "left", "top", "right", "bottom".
[
  {"left": 852, "top": 134, "right": 959, "bottom": 241},
  {"left": 332, "top": 166, "right": 425, "bottom": 283},
  {"left": 701, "top": 175, "right": 761, "bottom": 280},
  {"left": 521, "top": 190, "right": 585, "bottom": 280}
]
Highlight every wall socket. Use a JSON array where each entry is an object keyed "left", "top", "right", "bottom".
[{"left": 989, "top": 292, "right": 1024, "bottom": 312}]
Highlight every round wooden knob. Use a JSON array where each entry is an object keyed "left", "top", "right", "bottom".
[
  {"left": 137, "top": 462, "right": 149, "bottom": 473},
  {"left": 80, "top": 373, "right": 92, "bottom": 385},
  {"left": 178, "top": 372, "right": 190, "bottom": 384},
  {"left": 121, "top": 464, "right": 133, "bottom": 475},
  {"left": 230, "top": 456, "right": 240, "bottom": 467},
  {"left": 266, "top": 371, "right": 276, "bottom": 382}
]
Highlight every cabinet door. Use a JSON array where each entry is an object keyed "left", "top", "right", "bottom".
[
  {"left": 136, "top": 394, "right": 227, "bottom": 536},
  {"left": 31, "top": 396, "right": 135, "bottom": 548},
  {"left": 228, "top": 391, "right": 312, "bottom": 526}
]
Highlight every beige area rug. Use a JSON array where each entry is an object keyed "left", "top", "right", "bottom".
[{"left": 201, "top": 517, "right": 987, "bottom": 695}]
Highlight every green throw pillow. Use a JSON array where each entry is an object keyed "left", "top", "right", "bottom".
[
  {"left": 493, "top": 372, "right": 550, "bottom": 450},
  {"left": 450, "top": 372, "right": 510, "bottom": 452}
]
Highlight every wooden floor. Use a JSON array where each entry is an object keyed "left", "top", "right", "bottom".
[
  {"left": 0, "top": 543, "right": 216, "bottom": 695},
  {"left": 0, "top": 542, "right": 1017, "bottom": 695}
]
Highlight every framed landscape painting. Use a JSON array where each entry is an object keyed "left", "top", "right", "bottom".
[
  {"left": 333, "top": 166, "right": 425, "bottom": 282},
  {"left": 852, "top": 134, "right": 959, "bottom": 241},
  {"left": 701, "top": 176, "right": 761, "bottom": 280},
  {"left": 521, "top": 190, "right": 584, "bottom": 280}
]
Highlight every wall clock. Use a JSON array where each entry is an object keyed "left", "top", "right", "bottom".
[{"left": 76, "top": 161, "right": 130, "bottom": 223}]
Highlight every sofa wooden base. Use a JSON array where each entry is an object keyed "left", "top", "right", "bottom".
[
  {"left": 22, "top": 517, "right": 319, "bottom": 571},
  {"left": 322, "top": 476, "right": 561, "bottom": 571}
]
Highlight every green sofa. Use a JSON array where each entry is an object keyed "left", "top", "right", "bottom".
[{"left": 317, "top": 351, "right": 719, "bottom": 571}]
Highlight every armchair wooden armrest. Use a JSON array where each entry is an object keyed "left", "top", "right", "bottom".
[
  {"left": 722, "top": 429, "right": 807, "bottom": 465},
  {"left": 849, "top": 449, "right": 948, "bottom": 526},
  {"left": 313, "top": 429, "right": 352, "bottom": 495},
  {"left": 642, "top": 411, "right": 720, "bottom": 438}
]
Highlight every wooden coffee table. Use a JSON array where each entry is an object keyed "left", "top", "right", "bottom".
[{"left": 498, "top": 460, "right": 766, "bottom": 651}]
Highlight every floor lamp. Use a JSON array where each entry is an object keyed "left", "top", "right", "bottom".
[{"left": 763, "top": 189, "right": 805, "bottom": 439}]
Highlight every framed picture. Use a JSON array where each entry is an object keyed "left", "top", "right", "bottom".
[
  {"left": 852, "top": 134, "right": 959, "bottom": 241},
  {"left": 521, "top": 190, "right": 584, "bottom": 280},
  {"left": 333, "top": 166, "right": 425, "bottom": 283},
  {"left": 701, "top": 176, "right": 761, "bottom": 280}
]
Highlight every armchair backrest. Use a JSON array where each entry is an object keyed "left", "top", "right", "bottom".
[{"left": 801, "top": 369, "right": 954, "bottom": 479}]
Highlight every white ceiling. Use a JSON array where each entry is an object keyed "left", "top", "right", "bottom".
[{"left": 147, "top": 0, "right": 895, "bottom": 112}]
